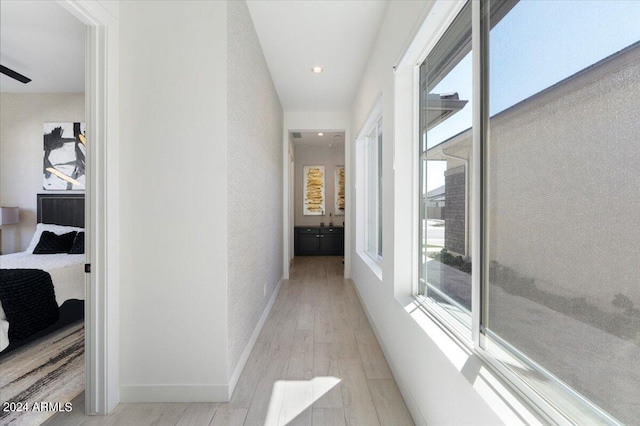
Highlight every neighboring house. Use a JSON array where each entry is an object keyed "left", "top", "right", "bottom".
[
  {"left": 426, "top": 184, "right": 445, "bottom": 208},
  {"left": 425, "top": 184, "right": 445, "bottom": 220},
  {"left": 427, "top": 40, "right": 640, "bottom": 316}
]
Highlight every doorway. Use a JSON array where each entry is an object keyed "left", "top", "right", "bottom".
[
  {"left": 0, "top": 2, "right": 88, "bottom": 424},
  {"left": 288, "top": 131, "right": 346, "bottom": 271}
]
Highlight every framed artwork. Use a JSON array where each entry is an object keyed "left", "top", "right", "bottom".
[
  {"left": 335, "top": 166, "right": 345, "bottom": 216},
  {"left": 303, "top": 165, "right": 325, "bottom": 215},
  {"left": 43, "top": 122, "right": 86, "bottom": 190}
]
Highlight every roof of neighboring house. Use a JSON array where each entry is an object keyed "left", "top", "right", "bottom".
[
  {"left": 427, "top": 185, "right": 445, "bottom": 199},
  {"left": 425, "top": 93, "right": 469, "bottom": 130}
]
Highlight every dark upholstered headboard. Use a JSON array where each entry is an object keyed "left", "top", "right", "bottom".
[{"left": 37, "top": 194, "right": 85, "bottom": 227}]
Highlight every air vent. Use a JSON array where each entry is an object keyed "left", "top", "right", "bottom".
[{"left": 292, "top": 132, "right": 302, "bottom": 138}]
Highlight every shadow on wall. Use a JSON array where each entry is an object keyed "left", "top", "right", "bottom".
[
  {"left": 489, "top": 261, "right": 640, "bottom": 343},
  {"left": 428, "top": 252, "right": 640, "bottom": 343}
]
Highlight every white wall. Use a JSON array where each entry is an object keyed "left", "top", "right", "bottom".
[
  {"left": 349, "top": 1, "right": 540, "bottom": 424},
  {"left": 226, "top": 0, "right": 283, "bottom": 382},
  {"left": 118, "top": 0, "right": 229, "bottom": 402},
  {"left": 294, "top": 144, "right": 345, "bottom": 227},
  {"left": 0, "top": 93, "right": 84, "bottom": 254}
]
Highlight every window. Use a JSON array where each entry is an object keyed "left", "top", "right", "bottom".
[
  {"left": 418, "top": 2, "right": 473, "bottom": 335},
  {"left": 364, "top": 118, "right": 382, "bottom": 261},
  {"left": 417, "top": 0, "right": 640, "bottom": 423},
  {"left": 357, "top": 102, "right": 383, "bottom": 268}
]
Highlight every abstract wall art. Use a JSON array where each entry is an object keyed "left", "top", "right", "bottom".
[
  {"left": 335, "top": 166, "right": 345, "bottom": 216},
  {"left": 43, "top": 122, "right": 86, "bottom": 190},
  {"left": 303, "top": 165, "right": 325, "bottom": 215}
]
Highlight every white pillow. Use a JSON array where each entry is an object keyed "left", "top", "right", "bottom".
[{"left": 26, "top": 223, "right": 85, "bottom": 253}]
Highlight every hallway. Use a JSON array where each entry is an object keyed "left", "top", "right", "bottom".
[
  {"left": 45, "top": 257, "right": 413, "bottom": 425},
  {"left": 233, "top": 256, "right": 413, "bottom": 425}
]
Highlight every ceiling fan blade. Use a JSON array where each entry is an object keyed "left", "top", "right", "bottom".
[{"left": 0, "top": 65, "right": 31, "bottom": 84}]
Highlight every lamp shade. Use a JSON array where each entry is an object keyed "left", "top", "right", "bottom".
[{"left": 0, "top": 207, "right": 19, "bottom": 225}]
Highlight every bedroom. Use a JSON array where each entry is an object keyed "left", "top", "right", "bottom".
[{"left": 0, "top": 1, "right": 88, "bottom": 425}]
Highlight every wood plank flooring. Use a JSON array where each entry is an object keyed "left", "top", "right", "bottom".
[
  {"left": 1, "top": 323, "right": 85, "bottom": 426},
  {"left": 43, "top": 257, "right": 413, "bottom": 425}
]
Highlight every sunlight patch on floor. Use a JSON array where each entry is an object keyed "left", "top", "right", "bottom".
[{"left": 264, "top": 376, "right": 341, "bottom": 426}]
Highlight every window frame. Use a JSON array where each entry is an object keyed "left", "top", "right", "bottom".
[
  {"left": 416, "top": 0, "right": 474, "bottom": 340},
  {"left": 356, "top": 100, "right": 383, "bottom": 273}
]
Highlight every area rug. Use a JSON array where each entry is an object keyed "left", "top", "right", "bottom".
[{"left": 0, "top": 323, "right": 84, "bottom": 426}]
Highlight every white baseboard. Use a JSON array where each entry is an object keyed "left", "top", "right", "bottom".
[
  {"left": 119, "top": 384, "right": 229, "bottom": 403},
  {"left": 349, "top": 279, "right": 427, "bottom": 426},
  {"left": 227, "top": 276, "right": 283, "bottom": 399},
  {"left": 119, "top": 277, "right": 284, "bottom": 404}
]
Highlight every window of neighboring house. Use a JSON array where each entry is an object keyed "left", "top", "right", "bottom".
[
  {"left": 417, "top": 0, "right": 640, "bottom": 423},
  {"left": 365, "top": 118, "right": 382, "bottom": 262}
]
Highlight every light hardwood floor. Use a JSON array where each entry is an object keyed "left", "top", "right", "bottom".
[{"left": 44, "top": 257, "right": 413, "bottom": 426}]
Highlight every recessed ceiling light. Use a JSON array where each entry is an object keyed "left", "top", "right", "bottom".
[
  {"left": 329, "top": 144, "right": 333, "bottom": 147},
  {"left": 311, "top": 66, "right": 323, "bottom": 73},
  {"left": 318, "top": 132, "right": 324, "bottom": 136},
  {"left": 333, "top": 134, "right": 342, "bottom": 138}
]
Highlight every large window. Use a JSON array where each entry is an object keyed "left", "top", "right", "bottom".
[{"left": 417, "top": 0, "right": 640, "bottom": 423}]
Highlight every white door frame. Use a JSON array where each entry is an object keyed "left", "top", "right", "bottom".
[
  {"left": 57, "top": 0, "right": 120, "bottom": 415},
  {"left": 283, "top": 125, "right": 351, "bottom": 279}
]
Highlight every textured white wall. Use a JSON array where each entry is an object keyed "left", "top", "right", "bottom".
[
  {"left": 226, "top": 0, "right": 283, "bottom": 379},
  {"left": 119, "top": 0, "right": 229, "bottom": 401},
  {"left": 0, "top": 93, "right": 84, "bottom": 254},
  {"left": 293, "top": 145, "right": 345, "bottom": 227}
]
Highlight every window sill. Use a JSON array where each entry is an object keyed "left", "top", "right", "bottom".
[
  {"left": 402, "top": 296, "right": 620, "bottom": 426},
  {"left": 357, "top": 251, "right": 382, "bottom": 281},
  {"left": 399, "top": 298, "right": 547, "bottom": 426}
]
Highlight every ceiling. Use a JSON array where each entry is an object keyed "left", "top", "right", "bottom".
[
  {"left": 0, "top": 1, "right": 85, "bottom": 93},
  {"left": 292, "top": 131, "right": 345, "bottom": 148},
  {"left": 247, "top": 0, "right": 388, "bottom": 111},
  {"left": 0, "top": 0, "right": 386, "bottom": 100}
]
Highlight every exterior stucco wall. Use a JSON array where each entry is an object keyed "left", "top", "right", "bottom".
[
  {"left": 435, "top": 43, "right": 640, "bottom": 309},
  {"left": 493, "top": 45, "right": 640, "bottom": 308},
  {"left": 443, "top": 166, "right": 465, "bottom": 255}
]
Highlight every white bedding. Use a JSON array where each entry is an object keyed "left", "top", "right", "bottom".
[{"left": 0, "top": 252, "right": 85, "bottom": 351}]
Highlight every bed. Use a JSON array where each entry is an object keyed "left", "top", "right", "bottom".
[{"left": 0, "top": 194, "right": 85, "bottom": 355}]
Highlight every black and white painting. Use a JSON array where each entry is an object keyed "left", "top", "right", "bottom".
[{"left": 43, "top": 122, "right": 86, "bottom": 190}]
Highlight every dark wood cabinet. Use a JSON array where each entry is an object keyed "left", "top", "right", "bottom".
[{"left": 294, "top": 227, "right": 344, "bottom": 256}]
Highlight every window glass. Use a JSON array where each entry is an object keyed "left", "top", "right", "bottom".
[
  {"left": 485, "top": 1, "right": 640, "bottom": 423},
  {"left": 377, "top": 125, "right": 383, "bottom": 257},
  {"left": 418, "top": 3, "right": 473, "bottom": 332},
  {"left": 365, "top": 119, "right": 382, "bottom": 260}
]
